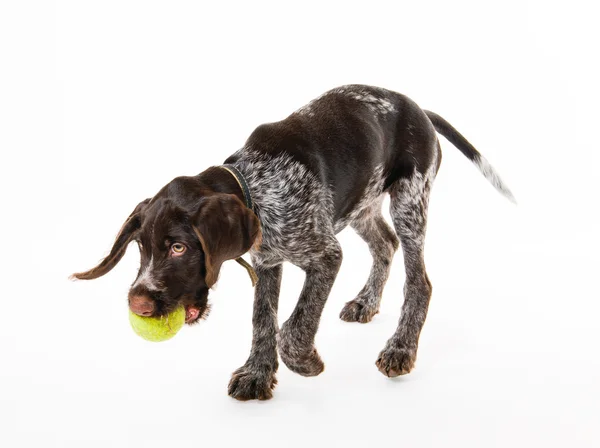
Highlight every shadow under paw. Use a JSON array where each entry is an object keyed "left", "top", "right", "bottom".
[
  {"left": 339, "top": 299, "right": 378, "bottom": 323},
  {"left": 375, "top": 346, "right": 416, "bottom": 377},
  {"left": 228, "top": 365, "right": 277, "bottom": 401}
]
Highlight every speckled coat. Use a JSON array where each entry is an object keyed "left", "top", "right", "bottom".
[{"left": 224, "top": 85, "right": 513, "bottom": 400}]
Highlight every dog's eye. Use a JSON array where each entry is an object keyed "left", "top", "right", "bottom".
[{"left": 171, "top": 243, "right": 186, "bottom": 255}]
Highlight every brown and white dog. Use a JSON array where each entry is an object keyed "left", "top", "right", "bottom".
[{"left": 72, "top": 85, "right": 514, "bottom": 400}]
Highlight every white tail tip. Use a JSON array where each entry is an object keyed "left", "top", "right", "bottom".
[{"left": 474, "top": 155, "right": 517, "bottom": 204}]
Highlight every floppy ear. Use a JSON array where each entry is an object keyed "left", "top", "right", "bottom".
[
  {"left": 70, "top": 199, "right": 150, "bottom": 280},
  {"left": 192, "top": 194, "right": 261, "bottom": 288}
]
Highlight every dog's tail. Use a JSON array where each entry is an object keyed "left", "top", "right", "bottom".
[{"left": 425, "top": 110, "right": 516, "bottom": 203}]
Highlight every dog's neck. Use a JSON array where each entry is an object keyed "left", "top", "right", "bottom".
[
  {"left": 196, "top": 166, "right": 248, "bottom": 208},
  {"left": 220, "top": 165, "right": 253, "bottom": 210}
]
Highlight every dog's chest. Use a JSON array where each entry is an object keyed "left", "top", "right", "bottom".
[
  {"left": 250, "top": 192, "right": 335, "bottom": 268},
  {"left": 247, "top": 168, "right": 386, "bottom": 269},
  {"left": 239, "top": 154, "right": 334, "bottom": 267}
]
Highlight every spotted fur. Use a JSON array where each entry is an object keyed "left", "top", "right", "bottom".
[
  {"left": 232, "top": 151, "right": 337, "bottom": 268},
  {"left": 224, "top": 85, "right": 513, "bottom": 400}
]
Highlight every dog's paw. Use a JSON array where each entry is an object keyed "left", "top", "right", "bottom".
[
  {"left": 339, "top": 299, "right": 378, "bottom": 323},
  {"left": 277, "top": 329, "right": 325, "bottom": 377},
  {"left": 282, "top": 346, "right": 325, "bottom": 377},
  {"left": 228, "top": 365, "right": 277, "bottom": 401},
  {"left": 375, "top": 346, "right": 416, "bottom": 377}
]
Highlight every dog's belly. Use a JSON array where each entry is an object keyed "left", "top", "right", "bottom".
[{"left": 332, "top": 165, "right": 386, "bottom": 234}]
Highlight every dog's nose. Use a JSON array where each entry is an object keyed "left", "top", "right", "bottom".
[{"left": 129, "top": 295, "right": 155, "bottom": 316}]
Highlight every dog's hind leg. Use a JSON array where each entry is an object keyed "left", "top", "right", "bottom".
[
  {"left": 376, "top": 153, "right": 439, "bottom": 377},
  {"left": 340, "top": 202, "right": 399, "bottom": 323}
]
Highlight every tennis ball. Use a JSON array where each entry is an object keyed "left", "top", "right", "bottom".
[{"left": 128, "top": 306, "right": 185, "bottom": 342}]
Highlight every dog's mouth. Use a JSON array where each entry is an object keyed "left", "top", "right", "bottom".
[{"left": 184, "top": 305, "right": 201, "bottom": 324}]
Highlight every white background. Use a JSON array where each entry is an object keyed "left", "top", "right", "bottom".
[{"left": 1, "top": 1, "right": 599, "bottom": 447}]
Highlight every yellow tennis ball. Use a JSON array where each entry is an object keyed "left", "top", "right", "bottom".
[{"left": 128, "top": 306, "right": 185, "bottom": 342}]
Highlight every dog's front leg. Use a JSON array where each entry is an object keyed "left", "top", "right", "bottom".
[
  {"left": 278, "top": 243, "right": 343, "bottom": 376},
  {"left": 228, "top": 262, "right": 282, "bottom": 401}
]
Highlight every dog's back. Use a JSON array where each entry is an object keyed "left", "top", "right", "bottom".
[{"left": 234, "top": 85, "right": 440, "bottom": 227}]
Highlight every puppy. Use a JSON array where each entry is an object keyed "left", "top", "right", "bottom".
[{"left": 73, "top": 85, "right": 514, "bottom": 400}]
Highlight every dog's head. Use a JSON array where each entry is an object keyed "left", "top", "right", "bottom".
[{"left": 72, "top": 176, "right": 261, "bottom": 324}]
